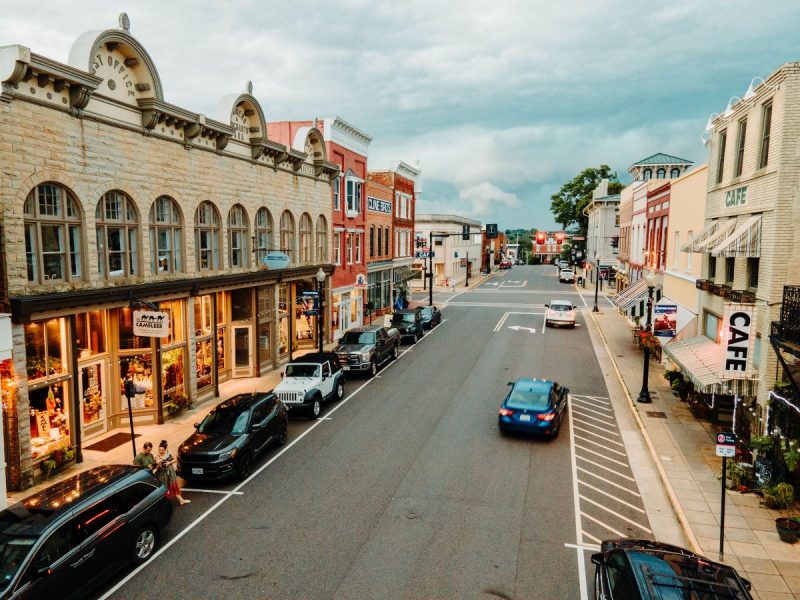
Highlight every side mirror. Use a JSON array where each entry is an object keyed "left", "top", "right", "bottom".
[
  {"left": 281, "top": 371, "right": 285, "bottom": 378},
  {"left": 507, "top": 381, "right": 514, "bottom": 386},
  {"left": 544, "top": 304, "right": 549, "bottom": 308},
  {"left": 591, "top": 553, "right": 604, "bottom": 567}
]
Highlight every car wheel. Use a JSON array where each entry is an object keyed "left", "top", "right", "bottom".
[
  {"left": 309, "top": 397, "right": 322, "bottom": 419},
  {"left": 276, "top": 419, "right": 288, "bottom": 446},
  {"left": 335, "top": 380, "right": 345, "bottom": 400},
  {"left": 369, "top": 360, "right": 378, "bottom": 378},
  {"left": 570, "top": 322, "right": 576, "bottom": 329},
  {"left": 131, "top": 524, "right": 158, "bottom": 565},
  {"left": 236, "top": 452, "right": 253, "bottom": 480},
  {"left": 415, "top": 330, "right": 421, "bottom": 343},
  {"left": 391, "top": 344, "right": 399, "bottom": 360}
]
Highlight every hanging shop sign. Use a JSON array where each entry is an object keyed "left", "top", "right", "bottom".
[
  {"left": 133, "top": 310, "right": 170, "bottom": 338},
  {"left": 653, "top": 301, "right": 678, "bottom": 339},
  {"left": 721, "top": 303, "right": 756, "bottom": 379},
  {"left": 354, "top": 273, "right": 367, "bottom": 288},
  {"left": 263, "top": 251, "right": 291, "bottom": 270}
]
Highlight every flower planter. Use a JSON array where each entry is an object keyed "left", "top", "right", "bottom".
[
  {"left": 717, "top": 284, "right": 732, "bottom": 298},
  {"left": 776, "top": 517, "right": 800, "bottom": 543},
  {"left": 695, "top": 279, "right": 710, "bottom": 291},
  {"left": 730, "top": 290, "right": 756, "bottom": 303}
]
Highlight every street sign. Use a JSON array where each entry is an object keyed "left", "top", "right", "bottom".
[
  {"left": 415, "top": 251, "right": 429, "bottom": 258},
  {"left": 715, "top": 431, "right": 736, "bottom": 457}
]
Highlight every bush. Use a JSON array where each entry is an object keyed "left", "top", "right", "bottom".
[
  {"left": 750, "top": 435, "right": 776, "bottom": 455},
  {"left": 763, "top": 482, "right": 794, "bottom": 509}
]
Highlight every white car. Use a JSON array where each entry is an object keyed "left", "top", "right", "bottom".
[
  {"left": 559, "top": 268, "right": 575, "bottom": 283},
  {"left": 545, "top": 301, "right": 576, "bottom": 328}
]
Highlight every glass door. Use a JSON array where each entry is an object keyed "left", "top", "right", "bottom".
[
  {"left": 79, "top": 360, "right": 107, "bottom": 439},
  {"left": 231, "top": 325, "right": 253, "bottom": 378}
]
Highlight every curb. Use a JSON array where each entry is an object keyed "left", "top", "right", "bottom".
[{"left": 586, "top": 307, "right": 703, "bottom": 556}]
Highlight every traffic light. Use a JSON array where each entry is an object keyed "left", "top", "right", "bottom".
[
  {"left": 462, "top": 225, "right": 470, "bottom": 240},
  {"left": 486, "top": 224, "right": 498, "bottom": 239},
  {"left": 555, "top": 232, "right": 565, "bottom": 244},
  {"left": 416, "top": 236, "right": 426, "bottom": 249},
  {"left": 535, "top": 231, "right": 546, "bottom": 245},
  {"left": 610, "top": 235, "right": 619, "bottom": 248}
]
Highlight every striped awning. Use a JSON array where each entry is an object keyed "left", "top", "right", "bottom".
[
  {"left": 693, "top": 219, "right": 737, "bottom": 253},
  {"left": 662, "top": 335, "right": 760, "bottom": 396},
  {"left": 393, "top": 267, "right": 419, "bottom": 282},
  {"left": 711, "top": 214, "right": 762, "bottom": 258},
  {"left": 681, "top": 220, "right": 718, "bottom": 252},
  {"left": 612, "top": 278, "right": 647, "bottom": 307}
]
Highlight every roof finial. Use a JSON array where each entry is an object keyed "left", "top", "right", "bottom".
[
  {"left": 119, "top": 12, "right": 131, "bottom": 32},
  {"left": 246, "top": 80, "right": 253, "bottom": 95}
]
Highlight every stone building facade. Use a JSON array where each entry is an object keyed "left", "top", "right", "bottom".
[{"left": 0, "top": 18, "right": 338, "bottom": 489}]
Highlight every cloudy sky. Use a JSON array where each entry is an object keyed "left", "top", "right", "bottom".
[{"left": 4, "top": 1, "right": 799, "bottom": 230}]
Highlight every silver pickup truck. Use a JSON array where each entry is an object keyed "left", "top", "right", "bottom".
[{"left": 334, "top": 324, "right": 401, "bottom": 377}]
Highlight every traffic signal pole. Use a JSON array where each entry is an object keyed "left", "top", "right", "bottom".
[{"left": 428, "top": 231, "right": 434, "bottom": 307}]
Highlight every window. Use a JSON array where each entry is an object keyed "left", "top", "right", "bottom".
[
  {"left": 377, "top": 227, "right": 382, "bottom": 257},
  {"left": 656, "top": 168, "right": 666, "bottom": 179},
  {"left": 704, "top": 312, "right": 721, "bottom": 343},
  {"left": 333, "top": 177, "right": 341, "bottom": 210},
  {"left": 299, "top": 213, "right": 313, "bottom": 263},
  {"left": 346, "top": 178, "right": 362, "bottom": 213},
  {"left": 748, "top": 257, "right": 760, "bottom": 289},
  {"left": 280, "top": 210, "right": 295, "bottom": 256},
  {"left": 24, "top": 183, "right": 83, "bottom": 282},
  {"left": 758, "top": 101, "right": 773, "bottom": 169},
  {"left": 686, "top": 231, "right": 693, "bottom": 271},
  {"left": 316, "top": 215, "right": 328, "bottom": 262},
  {"left": 96, "top": 191, "right": 138, "bottom": 279},
  {"left": 716, "top": 129, "right": 727, "bottom": 184},
  {"left": 333, "top": 232, "right": 340, "bottom": 265},
  {"left": 673, "top": 231, "right": 680, "bottom": 268},
  {"left": 734, "top": 118, "right": 747, "bottom": 177},
  {"left": 254, "top": 207, "right": 273, "bottom": 265},
  {"left": 725, "top": 257, "right": 735, "bottom": 284},
  {"left": 345, "top": 234, "right": 352, "bottom": 264},
  {"left": 354, "top": 233, "right": 361, "bottom": 264},
  {"left": 643, "top": 168, "right": 652, "bottom": 180},
  {"left": 753, "top": 335, "right": 762, "bottom": 370},
  {"left": 369, "top": 226, "right": 375, "bottom": 258},
  {"left": 708, "top": 255, "right": 717, "bottom": 280},
  {"left": 195, "top": 201, "right": 220, "bottom": 271},
  {"left": 670, "top": 168, "right": 680, "bottom": 178},
  {"left": 228, "top": 204, "right": 249, "bottom": 268},
  {"left": 32, "top": 521, "right": 77, "bottom": 572},
  {"left": 150, "top": 196, "right": 183, "bottom": 274},
  {"left": 385, "top": 227, "right": 389, "bottom": 255}
]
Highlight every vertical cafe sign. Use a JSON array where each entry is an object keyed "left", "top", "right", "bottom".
[{"left": 721, "top": 303, "right": 757, "bottom": 379}]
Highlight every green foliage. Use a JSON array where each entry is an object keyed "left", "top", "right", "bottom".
[
  {"left": 749, "top": 435, "right": 775, "bottom": 454},
  {"left": 664, "top": 369, "right": 683, "bottom": 383},
  {"left": 549, "top": 165, "right": 624, "bottom": 235},
  {"left": 784, "top": 446, "right": 800, "bottom": 473},
  {"left": 763, "top": 482, "right": 794, "bottom": 509}
]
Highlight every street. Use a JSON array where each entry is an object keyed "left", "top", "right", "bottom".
[{"left": 101, "top": 265, "right": 650, "bottom": 600}]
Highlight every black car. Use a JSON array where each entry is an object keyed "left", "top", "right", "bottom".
[
  {"left": 592, "top": 539, "right": 752, "bottom": 599},
  {"left": 178, "top": 392, "right": 288, "bottom": 481},
  {"left": 0, "top": 465, "right": 173, "bottom": 600},
  {"left": 419, "top": 306, "right": 442, "bottom": 330},
  {"left": 391, "top": 308, "right": 424, "bottom": 343}
]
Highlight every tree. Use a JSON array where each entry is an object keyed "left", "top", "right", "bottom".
[{"left": 550, "top": 165, "right": 623, "bottom": 236}]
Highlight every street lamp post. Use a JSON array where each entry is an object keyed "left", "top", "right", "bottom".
[
  {"left": 592, "top": 252, "right": 600, "bottom": 313},
  {"left": 636, "top": 274, "right": 659, "bottom": 404},
  {"left": 316, "top": 268, "right": 326, "bottom": 353},
  {"left": 465, "top": 251, "right": 469, "bottom": 287}
]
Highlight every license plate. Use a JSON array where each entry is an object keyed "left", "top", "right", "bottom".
[
  {"left": 191, "top": 467, "right": 203, "bottom": 475},
  {"left": 519, "top": 414, "right": 531, "bottom": 422},
  {"left": 342, "top": 365, "right": 350, "bottom": 371}
]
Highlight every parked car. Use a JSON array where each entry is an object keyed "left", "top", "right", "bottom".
[
  {"left": 419, "top": 306, "right": 442, "bottom": 330},
  {"left": 592, "top": 538, "right": 753, "bottom": 599},
  {"left": 0, "top": 465, "right": 173, "bottom": 600},
  {"left": 178, "top": 392, "right": 288, "bottom": 481},
  {"left": 391, "top": 308, "right": 425, "bottom": 343},
  {"left": 273, "top": 352, "right": 345, "bottom": 419},
  {"left": 334, "top": 324, "right": 400, "bottom": 377},
  {"left": 559, "top": 268, "right": 575, "bottom": 283},
  {"left": 499, "top": 260, "right": 512, "bottom": 269},
  {"left": 545, "top": 301, "right": 576, "bottom": 328},
  {"left": 498, "top": 378, "right": 568, "bottom": 437}
]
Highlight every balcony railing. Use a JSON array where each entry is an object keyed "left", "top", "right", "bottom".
[
  {"left": 717, "top": 284, "right": 732, "bottom": 298},
  {"left": 696, "top": 279, "right": 711, "bottom": 291},
  {"left": 779, "top": 286, "right": 800, "bottom": 348},
  {"left": 729, "top": 290, "right": 756, "bottom": 303}
]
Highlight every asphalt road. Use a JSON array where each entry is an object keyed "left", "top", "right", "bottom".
[{"left": 100, "top": 264, "right": 651, "bottom": 600}]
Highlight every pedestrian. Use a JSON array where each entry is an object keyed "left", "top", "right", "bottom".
[
  {"left": 154, "top": 440, "right": 190, "bottom": 505},
  {"left": 133, "top": 441, "right": 156, "bottom": 472}
]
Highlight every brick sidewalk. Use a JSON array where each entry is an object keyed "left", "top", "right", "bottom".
[{"left": 587, "top": 295, "right": 800, "bottom": 599}]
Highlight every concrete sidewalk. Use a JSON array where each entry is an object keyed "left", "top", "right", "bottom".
[{"left": 586, "top": 291, "right": 800, "bottom": 599}]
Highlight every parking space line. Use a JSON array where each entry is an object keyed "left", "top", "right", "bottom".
[
  {"left": 577, "top": 481, "right": 645, "bottom": 513},
  {"left": 577, "top": 467, "right": 641, "bottom": 496},
  {"left": 574, "top": 435, "right": 627, "bottom": 456},
  {"left": 581, "top": 531, "right": 602, "bottom": 545},
  {"left": 571, "top": 410, "right": 617, "bottom": 427},
  {"left": 570, "top": 398, "right": 613, "bottom": 413},
  {"left": 574, "top": 444, "right": 631, "bottom": 468},
  {"left": 572, "top": 420, "right": 620, "bottom": 437},
  {"left": 568, "top": 383, "right": 589, "bottom": 600},
  {"left": 579, "top": 495, "right": 652, "bottom": 534},
  {"left": 182, "top": 489, "right": 245, "bottom": 495},
  {"left": 576, "top": 456, "right": 636, "bottom": 481},
  {"left": 573, "top": 426, "right": 624, "bottom": 445},
  {"left": 571, "top": 404, "right": 615, "bottom": 420},
  {"left": 581, "top": 512, "right": 627, "bottom": 538},
  {"left": 565, "top": 542, "right": 601, "bottom": 552}
]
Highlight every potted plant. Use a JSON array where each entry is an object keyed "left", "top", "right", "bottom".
[
  {"left": 784, "top": 441, "right": 800, "bottom": 474},
  {"left": 750, "top": 435, "right": 775, "bottom": 457},
  {"left": 40, "top": 445, "right": 76, "bottom": 478},
  {"left": 763, "top": 482, "right": 794, "bottom": 509}
]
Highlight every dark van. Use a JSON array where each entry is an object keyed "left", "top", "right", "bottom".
[{"left": 0, "top": 465, "right": 173, "bottom": 600}]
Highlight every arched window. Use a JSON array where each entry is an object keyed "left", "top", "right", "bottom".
[
  {"left": 643, "top": 168, "right": 652, "bottom": 180},
  {"left": 228, "top": 204, "right": 249, "bottom": 268},
  {"left": 670, "top": 168, "right": 680, "bottom": 178},
  {"left": 280, "top": 210, "right": 295, "bottom": 257},
  {"left": 254, "top": 207, "right": 273, "bottom": 265},
  {"left": 316, "top": 215, "right": 328, "bottom": 262},
  {"left": 24, "top": 183, "right": 83, "bottom": 282},
  {"left": 656, "top": 168, "right": 666, "bottom": 179},
  {"left": 195, "top": 201, "right": 221, "bottom": 271},
  {"left": 299, "top": 213, "right": 313, "bottom": 263},
  {"left": 149, "top": 196, "right": 183, "bottom": 274},
  {"left": 96, "top": 191, "right": 138, "bottom": 279}
]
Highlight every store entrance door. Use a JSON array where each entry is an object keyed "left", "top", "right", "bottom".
[
  {"left": 79, "top": 360, "right": 107, "bottom": 440},
  {"left": 231, "top": 325, "right": 254, "bottom": 378}
]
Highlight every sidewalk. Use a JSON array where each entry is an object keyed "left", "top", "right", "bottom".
[{"left": 586, "top": 291, "right": 800, "bottom": 599}]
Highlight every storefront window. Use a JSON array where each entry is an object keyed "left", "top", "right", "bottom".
[
  {"left": 258, "top": 321, "right": 271, "bottom": 361},
  {"left": 161, "top": 300, "right": 185, "bottom": 346},
  {"left": 120, "top": 353, "right": 154, "bottom": 409},
  {"left": 195, "top": 339, "right": 213, "bottom": 391},
  {"left": 118, "top": 308, "right": 152, "bottom": 350},
  {"left": 257, "top": 286, "right": 273, "bottom": 321},
  {"left": 194, "top": 295, "right": 213, "bottom": 336},
  {"left": 80, "top": 362, "right": 105, "bottom": 426},
  {"left": 25, "top": 319, "right": 66, "bottom": 380},
  {"left": 704, "top": 312, "right": 721, "bottom": 343},
  {"left": 231, "top": 288, "right": 253, "bottom": 322},
  {"left": 75, "top": 311, "right": 106, "bottom": 358},
  {"left": 161, "top": 347, "right": 186, "bottom": 405},
  {"left": 29, "top": 380, "right": 71, "bottom": 460},
  {"left": 279, "top": 316, "right": 289, "bottom": 355},
  {"left": 216, "top": 327, "right": 226, "bottom": 374}
]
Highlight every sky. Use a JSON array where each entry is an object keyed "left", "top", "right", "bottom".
[{"left": 4, "top": 0, "right": 800, "bottom": 231}]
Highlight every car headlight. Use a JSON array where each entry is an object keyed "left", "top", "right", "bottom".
[
  {"left": 360, "top": 352, "right": 371, "bottom": 361},
  {"left": 218, "top": 448, "right": 238, "bottom": 461}
]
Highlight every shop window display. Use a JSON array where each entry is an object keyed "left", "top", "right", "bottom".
[
  {"left": 231, "top": 288, "right": 253, "bottom": 322},
  {"left": 194, "top": 295, "right": 213, "bottom": 336},
  {"left": 195, "top": 339, "right": 213, "bottom": 391},
  {"left": 118, "top": 308, "right": 152, "bottom": 350},
  {"left": 119, "top": 353, "right": 153, "bottom": 409},
  {"left": 75, "top": 311, "right": 106, "bottom": 358},
  {"left": 161, "top": 300, "right": 185, "bottom": 346},
  {"left": 216, "top": 327, "right": 226, "bottom": 374},
  {"left": 29, "top": 381, "right": 70, "bottom": 460},
  {"left": 25, "top": 319, "right": 66, "bottom": 380},
  {"left": 161, "top": 347, "right": 186, "bottom": 408},
  {"left": 80, "top": 362, "right": 104, "bottom": 426}
]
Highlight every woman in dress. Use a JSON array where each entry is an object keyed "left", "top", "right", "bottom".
[{"left": 154, "top": 440, "right": 190, "bottom": 505}]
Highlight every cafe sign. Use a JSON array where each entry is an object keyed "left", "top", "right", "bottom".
[
  {"left": 724, "top": 186, "right": 747, "bottom": 209},
  {"left": 721, "top": 303, "right": 756, "bottom": 379},
  {"left": 133, "top": 310, "right": 170, "bottom": 338},
  {"left": 367, "top": 197, "right": 392, "bottom": 214}
]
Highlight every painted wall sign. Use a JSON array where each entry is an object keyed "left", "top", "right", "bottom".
[
  {"left": 133, "top": 310, "right": 170, "bottom": 338},
  {"left": 725, "top": 186, "right": 747, "bottom": 208},
  {"left": 367, "top": 197, "right": 392, "bottom": 214},
  {"left": 354, "top": 273, "right": 367, "bottom": 288},
  {"left": 722, "top": 303, "right": 756, "bottom": 378},
  {"left": 263, "top": 251, "right": 290, "bottom": 270}
]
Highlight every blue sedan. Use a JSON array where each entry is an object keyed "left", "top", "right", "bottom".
[{"left": 498, "top": 378, "right": 569, "bottom": 438}]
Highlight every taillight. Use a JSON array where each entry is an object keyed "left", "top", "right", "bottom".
[
  {"left": 499, "top": 408, "right": 514, "bottom": 417},
  {"left": 537, "top": 412, "right": 557, "bottom": 421}
]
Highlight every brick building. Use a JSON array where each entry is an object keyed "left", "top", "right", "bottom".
[
  {"left": 364, "top": 177, "right": 393, "bottom": 317},
  {"left": 0, "top": 18, "right": 337, "bottom": 489}
]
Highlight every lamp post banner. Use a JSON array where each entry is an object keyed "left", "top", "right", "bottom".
[
  {"left": 722, "top": 303, "right": 756, "bottom": 379},
  {"left": 653, "top": 300, "right": 678, "bottom": 340}
]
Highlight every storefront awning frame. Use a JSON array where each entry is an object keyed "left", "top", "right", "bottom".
[
  {"left": 682, "top": 220, "right": 718, "bottom": 252},
  {"left": 693, "top": 219, "right": 737, "bottom": 253},
  {"left": 710, "top": 214, "right": 762, "bottom": 258},
  {"left": 612, "top": 278, "right": 647, "bottom": 307}
]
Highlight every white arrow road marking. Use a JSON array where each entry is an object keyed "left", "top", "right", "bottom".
[
  {"left": 484, "top": 282, "right": 499, "bottom": 286},
  {"left": 508, "top": 325, "right": 537, "bottom": 333}
]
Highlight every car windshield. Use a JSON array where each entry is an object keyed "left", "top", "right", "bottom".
[
  {"left": 506, "top": 388, "right": 551, "bottom": 411},
  {"left": 392, "top": 314, "right": 416, "bottom": 323},
  {"left": 340, "top": 332, "right": 375, "bottom": 345},
  {"left": 550, "top": 303, "right": 572, "bottom": 312},
  {"left": 199, "top": 408, "right": 250, "bottom": 435},
  {"left": 420, "top": 308, "right": 432, "bottom": 317},
  {"left": 285, "top": 364, "right": 320, "bottom": 377},
  {"left": 0, "top": 534, "right": 37, "bottom": 584}
]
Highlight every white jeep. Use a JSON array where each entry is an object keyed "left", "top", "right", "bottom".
[{"left": 273, "top": 352, "right": 345, "bottom": 419}]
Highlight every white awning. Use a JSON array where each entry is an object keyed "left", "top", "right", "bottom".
[
  {"left": 693, "top": 219, "right": 737, "bottom": 253},
  {"left": 711, "top": 214, "right": 762, "bottom": 258},
  {"left": 612, "top": 278, "right": 647, "bottom": 307},
  {"left": 662, "top": 335, "right": 759, "bottom": 395},
  {"left": 682, "top": 220, "right": 718, "bottom": 252}
]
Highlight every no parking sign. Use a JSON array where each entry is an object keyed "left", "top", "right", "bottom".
[{"left": 715, "top": 431, "right": 736, "bottom": 457}]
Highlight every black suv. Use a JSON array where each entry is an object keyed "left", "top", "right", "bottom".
[
  {"left": 419, "top": 306, "right": 441, "bottom": 330},
  {"left": 178, "top": 392, "right": 288, "bottom": 481},
  {"left": 0, "top": 465, "right": 173, "bottom": 600},
  {"left": 391, "top": 308, "right": 424, "bottom": 343},
  {"left": 592, "top": 539, "right": 752, "bottom": 599}
]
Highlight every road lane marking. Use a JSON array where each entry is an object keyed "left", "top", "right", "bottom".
[
  {"left": 579, "top": 495, "right": 652, "bottom": 534},
  {"left": 577, "top": 467, "right": 641, "bottom": 496},
  {"left": 571, "top": 397, "right": 613, "bottom": 412},
  {"left": 493, "top": 311, "right": 539, "bottom": 332},
  {"left": 564, "top": 542, "right": 601, "bottom": 552},
  {"left": 572, "top": 421, "right": 620, "bottom": 437},
  {"left": 576, "top": 456, "right": 636, "bottom": 481},
  {"left": 570, "top": 400, "right": 614, "bottom": 416},
  {"left": 571, "top": 405, "right": 615, "bottom": 421},
  {"left": 572, "top": 426, "right": 624, "bottom": 446},
  {"left": 571, "top": 410, "right": 616, "bottom": 427},
  {"left": 580, "top": 531, "right": 602, "bottom": 545},
  {"left": 541, "top": 313, "right": 547, "bottom": 334},
  {"left": 577, "top": 481, "right": 646, "bottom": 513},
  {"left": 581, "top": 511, "right": 627, "bottom": 538},
  {"left": 448, "top": 301, "right": 546, "bottom": 309},
  {"left": 568, "top": 389, "right": 589, "bottom": 600},
  {"left": 507, "top": 325, "right": 536, "bottom": 334},
  {"left": 182, "top": 489, "right": 245, "bottom": 495},
  {"left": 574, "top": 444, "right": 631, "bottom": 468},
  {"left": 574, "top": 435, "right": 628, "bottom": 456}
]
